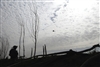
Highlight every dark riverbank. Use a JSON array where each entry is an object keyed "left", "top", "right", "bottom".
[{"left": 0, "top": 52, "right": 100, "bottom": 67}]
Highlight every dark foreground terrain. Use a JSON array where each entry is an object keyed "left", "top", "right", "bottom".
[
  {"left": 0, "top": 52, "right": 100, "bottom": 67},
  {"left": 1, "top": 44, "right": 100, "bottom": 67}
]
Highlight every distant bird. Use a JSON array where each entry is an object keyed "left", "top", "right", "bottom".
[{"left": 52, "top": 30, "right": 55, "bottom": 32}]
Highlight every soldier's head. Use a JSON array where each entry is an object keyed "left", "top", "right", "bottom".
[{"left": 13, "top": 45, "right": 18, "bottom": 49}]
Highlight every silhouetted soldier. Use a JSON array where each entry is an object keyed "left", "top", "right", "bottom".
[{"left": 9, "top": 45, "right": 18, "bottom": 60}]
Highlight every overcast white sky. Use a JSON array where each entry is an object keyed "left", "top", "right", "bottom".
[{"left": 0, "top": 0, "right": 100, "bottom": 57}]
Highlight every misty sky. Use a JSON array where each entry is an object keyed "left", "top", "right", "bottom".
[{"left": 0, "top": 0, "right": 100, "bottom": 57}]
